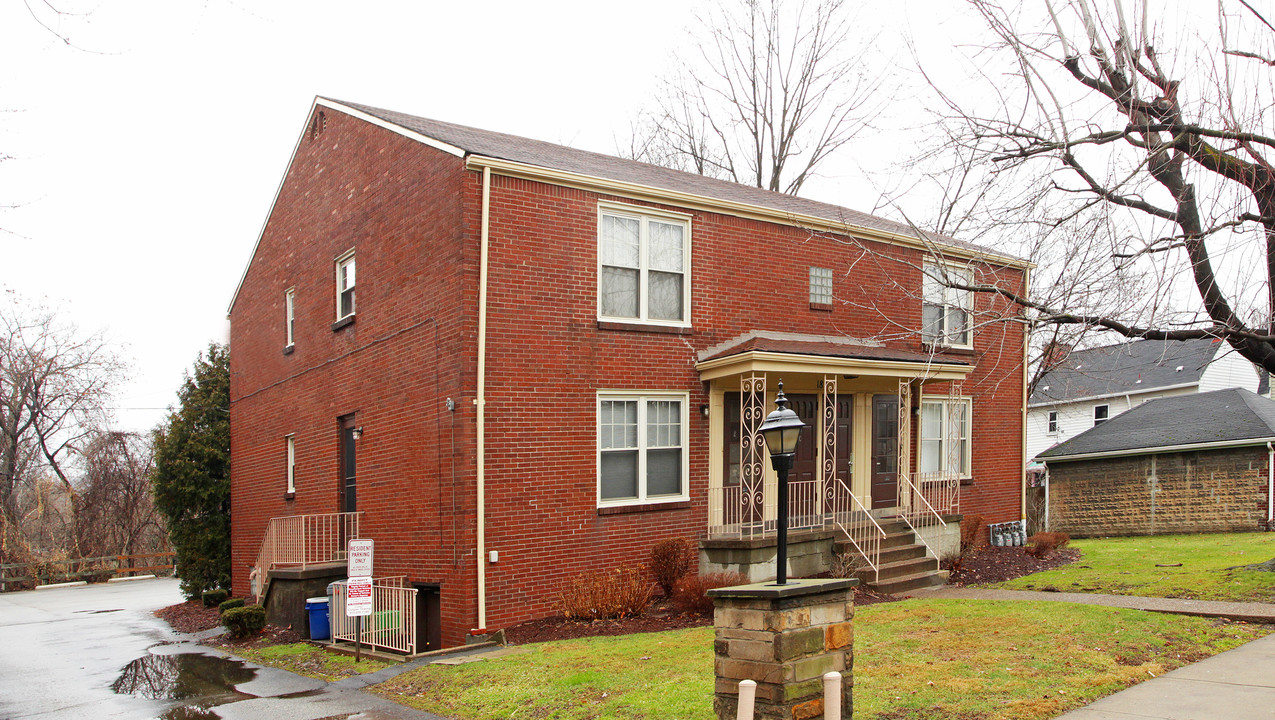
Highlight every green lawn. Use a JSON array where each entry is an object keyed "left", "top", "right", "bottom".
[
  {"left": 372, "top": 598, "right": 1270, "bottom": 720},
  {"left": 995, "top": 532, "right": 1275, "bottom": 601},
  {"left": 230, "top": 642, "right": 392, "bottom": 682}
]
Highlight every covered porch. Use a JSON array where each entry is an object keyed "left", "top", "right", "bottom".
[{"left": 695, "top": 332, "right": 971, "bottom": 586}]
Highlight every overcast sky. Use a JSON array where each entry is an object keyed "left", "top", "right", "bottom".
[{"left": 1, "top": 0, "right": 979, "bottom": 433}]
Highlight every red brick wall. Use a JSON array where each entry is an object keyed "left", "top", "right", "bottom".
[
  {"left": 1046, "top": 448, "right": 1271, "bottom": 536},
  {"left": 231, "top": 105, "right": 1028, "bottom": 647},
  {"left": 229, "top": 106, "right": 481, "bottom": 646}
]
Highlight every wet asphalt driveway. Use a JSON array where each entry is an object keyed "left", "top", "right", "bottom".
[{"left": 0, "top": 578, "right": 445, "bottom": 720}]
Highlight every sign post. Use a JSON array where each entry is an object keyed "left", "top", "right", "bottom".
[{"left": 345, "top": 539, "right": 374, "bottom": 662}]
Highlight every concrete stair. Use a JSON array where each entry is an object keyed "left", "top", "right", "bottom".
[{"left": 835, "top": 519, "right": 946, "bottom": 594}]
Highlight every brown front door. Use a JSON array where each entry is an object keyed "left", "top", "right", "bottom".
[{"left": 871, "top": 395, "right": 899, "bottom": 509}]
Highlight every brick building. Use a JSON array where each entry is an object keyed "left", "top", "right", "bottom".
[
  {"left": 1037, "top": 388, "right": 1275, "bottom": 537},
  {"left": 228, "top": 97, "right": 1031, "bottom": 650}
]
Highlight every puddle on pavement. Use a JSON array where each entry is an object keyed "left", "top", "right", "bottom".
[{"left": 112, "top": 652, "right": 258, "bottom": 719}]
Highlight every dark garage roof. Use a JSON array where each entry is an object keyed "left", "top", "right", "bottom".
[
  {"left": 1029, "top": 338, "right": 1223, "bottom": 406},
  {"left": 1037, "top": 388, "right": 1275, "bottom": 461}
]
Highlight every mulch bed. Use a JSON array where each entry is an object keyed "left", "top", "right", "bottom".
[
  {"left": 154, "top": 547, "right": 1079, "bottom": 647},
  {"left": 943, "top": 544, "right": 1081, "bottom": 586}
]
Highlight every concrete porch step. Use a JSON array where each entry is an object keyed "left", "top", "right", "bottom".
[{"left": 871, "top": 568, "right": 948, "bottom": 594}]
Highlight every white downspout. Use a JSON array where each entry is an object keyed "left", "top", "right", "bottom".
[
  {"left": 475, "top": 166, "right": 491, "bottom": 632},
  {"left": 1020, "top": 268, "right": 1031, "bottom": 524},
  {"left": 1267, "top": 442, "right": 1273, "bottom": 529},
  {"left": 1043, "top": 463, "right": 1050, "bottom": 532}
]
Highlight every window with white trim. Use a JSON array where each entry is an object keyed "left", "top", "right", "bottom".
[
  {"left": 922, "top": 263, "right": 972, "bottom": 347},
  {"left": 284, "top": 288, "right": 296, "bottom": 348},
  {"left": 286, "top": 435, "right": 296, "bottom": 495},
  {"left": 919, "top": 397, "right": 971, "bottom": 477},
  {"left": 809, "top": 267, "right": 833, "bottom": 305},
  {"left": 598, "top": 205, "right": 690, "bottom": 325},
  {"left": 1047, "top": 410, "right": 1059, "bottom": 434},
  {"left": 598, "top": 392, "right": 688, "bottom": 505},
  {"left": 1094, "top": 404, "right": 1109, "bottom": 426},
  {"left": 336, "top": 251, "right": 356, "bottom": 320}
]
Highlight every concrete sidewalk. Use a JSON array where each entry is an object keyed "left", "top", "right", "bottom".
[
  {"left": 916, "top": 586, "right": 1275, "bottom": 623},
  {"left": 912, "top": 587, "right": 1275, "bottom": 718},
  {"left": 1053, "top": 631, "right": 1275, "bottom": 719}
]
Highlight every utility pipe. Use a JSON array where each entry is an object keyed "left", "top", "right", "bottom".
[{"left": 475, "top": 166, "right": 491, "bottom": 633}]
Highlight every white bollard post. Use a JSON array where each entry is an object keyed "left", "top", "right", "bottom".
[
  {"left": 737, "top": 679, "right": 757, "bottom": 720},
  {"left": 823, "top": 671, "right": 842, "bottom": 719}
]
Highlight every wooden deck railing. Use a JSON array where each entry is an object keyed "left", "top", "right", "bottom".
[{"left": 0, "top": 551, "right": 175, "bottom": 592}]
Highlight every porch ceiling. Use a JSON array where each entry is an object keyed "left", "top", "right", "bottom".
[{"left": 695, "top": 332, "right": 971, "bottom": 382}]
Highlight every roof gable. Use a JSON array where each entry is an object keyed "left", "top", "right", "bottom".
[
  {"left": 1037, "top": 387, "right": 1275, "bottom": 460},
  {"left": 1029, "top": 338, "right": 1223, "bottom": 406}
]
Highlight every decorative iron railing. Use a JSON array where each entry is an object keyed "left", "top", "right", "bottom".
[
  {"left": 827, "top": 478, "right": 885, "bottom": 582},
  {"left": 895, "top": 472, "right": 948, "bottom": 558},
  {"left": 252, "top": 511, "right": 361, "bottom": 602},
  {"left": 329, "top": 577, "right": 418, "bottom": 655}
]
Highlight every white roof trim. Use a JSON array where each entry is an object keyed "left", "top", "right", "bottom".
[
  {"left": 1041, "top": 435, "right": 1275, "bottom": 463},
  {"left": 316, "top": 98, "right": 466, "bottom": 158},
  {"left": 1027, "top": 381, "right": 1199, "bottom": 409}
]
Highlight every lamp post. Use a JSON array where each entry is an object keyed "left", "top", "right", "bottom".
[{"left": 757, "top": 380, "right": 806, "bottom": 585}]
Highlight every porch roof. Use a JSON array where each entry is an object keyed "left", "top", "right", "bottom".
[{"left": 695, "top": 331, "right": 972, "bottom": 382}]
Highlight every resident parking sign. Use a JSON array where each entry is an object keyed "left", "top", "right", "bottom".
[{"left": 347, "top": 539, "right": 373, "bottom": 577}]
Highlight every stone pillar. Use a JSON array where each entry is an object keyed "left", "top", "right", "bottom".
[{"left": 708, "top": 578, "right": 855, "bottom": 720}]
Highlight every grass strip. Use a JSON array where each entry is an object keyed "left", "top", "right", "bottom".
[
  {"left": 231, "top": 642, "right": 392, "bottom": 682},
  {"left": 372, "top": 598, "right": 1270, "bottom": 719},
  {"left": 995, "top": 532, "right": 1275, "bottom": 602}
]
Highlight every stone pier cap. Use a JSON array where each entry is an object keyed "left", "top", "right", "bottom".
[{"left": 707, "top": 577, "right": 858, "bottom": 601}]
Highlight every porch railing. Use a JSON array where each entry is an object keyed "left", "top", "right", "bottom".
[
  {"left": 827, "top": 478, "right": 885, "bottom": 582},
  {"left": 895, "top": 472, "right": 948, "bottom": 558},
  {"left": 329, "top": 576, "right": 418, "bottom": 655},
  {"left": 252, "top": 511, "right": 361, "bottom": 603}
]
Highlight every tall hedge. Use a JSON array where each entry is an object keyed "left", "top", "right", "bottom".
[{"left": 152, "top": 343, "right": 230, "bottom": 599}]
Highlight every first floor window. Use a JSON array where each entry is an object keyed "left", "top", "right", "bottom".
[
  {"left": 1094, "top": 404, "right": 1109, "bottom": 426},
  {"left": 919, "top": 397, "right": 971, "bottom": 477},
  {"left": 922, "top": 262, "right": 972, "bottom": 347},
  {"left": 336, "top": 251, "right": 356, "bottom": 319},
  {"left": 598, "top": 393, "right": 688, "bottom": 504},
  {"left": 286, "top": 435, "right": 296, "bottom": 495},
  {"left": 1047, "top": 410, "right": 1059, "bottom": 434}
]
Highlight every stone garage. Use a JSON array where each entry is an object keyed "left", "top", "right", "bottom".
[{"left": 1036, "top": 388, "right": 1275, "bottom": 537}]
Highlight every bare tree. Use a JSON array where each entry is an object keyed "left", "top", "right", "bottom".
[
  {"left": 629, "top": 0, "right": 886, "bottom": 195},
  {"left": 907, "top": 0, "right": 1275, "bottom": 374},
  {"left": 76, "top": 431, "right": 166, "bottom": 559},
  {"left": 0, "top": 294, "right": 122, "bottom": 561}
]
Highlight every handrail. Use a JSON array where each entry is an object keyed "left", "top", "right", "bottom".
[
  {"left": 830, "top": 478, "right": 886, "bottom": 583},
  {"left": 252, "top": 512, "right": 361, "bottom": 602},
  {"left": 895, "top": 472, "right": 947, "bottom": 559}
]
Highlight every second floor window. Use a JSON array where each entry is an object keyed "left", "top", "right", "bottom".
[
  {"left": 336, "top": 252, "right": 356, "bottom": 319},
  {"left": 284, "top": 288, "right": 296, "bottom": 348},
  {"left": 598, "top": 206, "right": 690, "bottom": 325},
  {"left": 922, "top": 263, "right": 972, "bottom": 347},
  {"left": 809, "top": 267, "right": 833, "bottom": 305},
  {"left": 1047, "top": 410, "right": 1059, "bottom": 434},
  {"left": 1094, "top": 404, "right": 1109, "bottom": 426}
]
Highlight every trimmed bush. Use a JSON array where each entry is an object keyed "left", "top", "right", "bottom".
[
  {"left": 557, "top": 567, "right": 654, "bottom": 621},
  {"left": 221, "top": 605, "right": 267, "bottom": 638},
  {"left": 648, "top": 538, "right": 693, "bottom": 597},
  {"left": 672, "top": 572, "right": 747, "bottom": 615},
  {"left": 202, "top": 588, "right": 230, "bottom": 607},
  {"left": 1027, "top": 531, "right": 1071, "bottom": 558},
  {"left": 218, "top": 597, "right": 245, "bottom": 614}
]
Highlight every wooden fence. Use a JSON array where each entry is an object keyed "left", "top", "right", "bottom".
[{"left": 0, "top": 551, "right": 175, "bottom": 592}]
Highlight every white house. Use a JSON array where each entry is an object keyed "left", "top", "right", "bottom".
[{"left": 1027, "top": 338, "right": 1260, "bottom": 460}]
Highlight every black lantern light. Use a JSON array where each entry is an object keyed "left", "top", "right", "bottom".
[{"left": 757, "top": 380, "right": 806, "bottom": 584}]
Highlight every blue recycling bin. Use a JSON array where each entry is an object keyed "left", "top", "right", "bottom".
[{"left": 306, "top": 596, "right": 331, "bottom": 640}]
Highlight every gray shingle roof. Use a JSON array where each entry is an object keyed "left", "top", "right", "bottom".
[
  {"left": 1037, "top": 387, "right": 1275, "bottom": 460},
  {"left": 331, "top": 98, "right": 1015, "bottom": 262},
  {"left": 1029, "top": 338, "right": 1223, "bottom": 406}
]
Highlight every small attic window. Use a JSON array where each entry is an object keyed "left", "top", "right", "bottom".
[{"left": 308, "top": 110, "right": 327, "bottom": 141}]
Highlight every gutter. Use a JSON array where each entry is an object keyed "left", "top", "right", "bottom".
[
  {"left": 1027, "top": 382, "right": 1199, "bottom": 409},
  {"left": 475, "top": 166, "right": 491, "bottom": 634}
]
